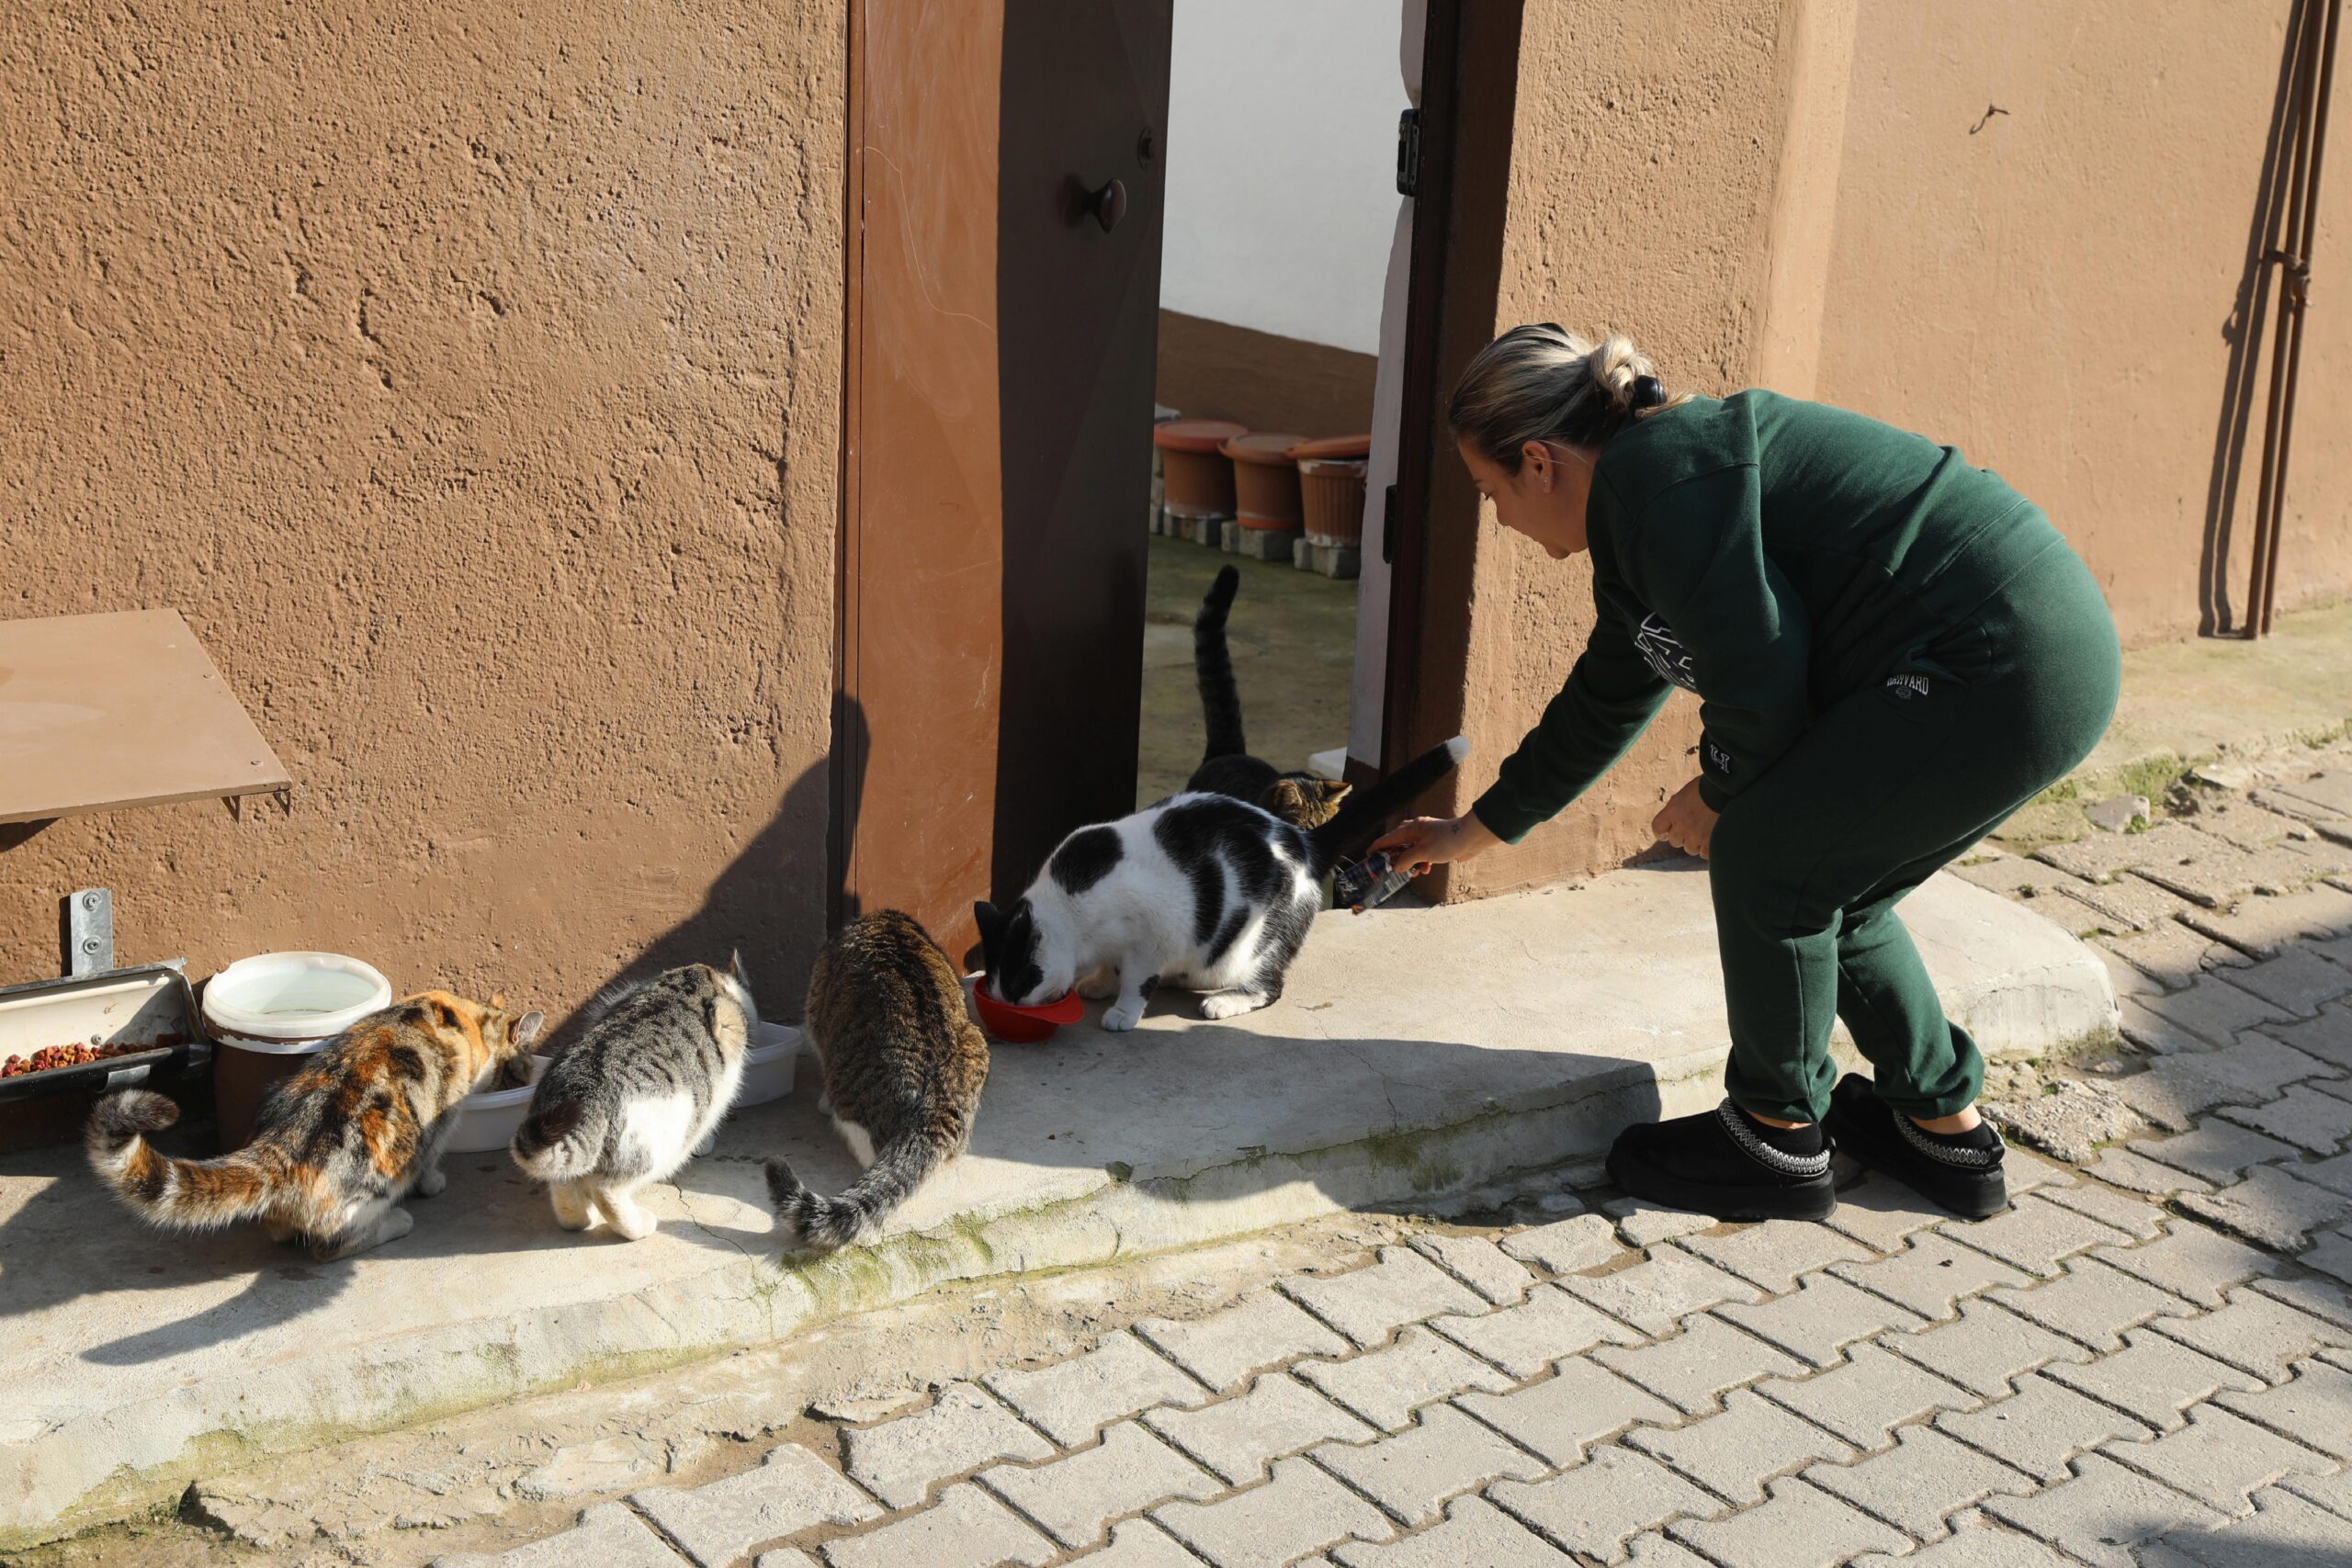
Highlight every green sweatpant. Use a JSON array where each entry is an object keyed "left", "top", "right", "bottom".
[{"left": 1707, "top": 538, "right": 2121, "bottom": 1125}]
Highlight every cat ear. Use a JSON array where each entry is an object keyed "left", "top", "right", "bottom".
[
  {"left": 1319, "top": 781, "right": 1352, "bottom": 806},
  {"left": 973, "top": 901, "right": 1005, "bottom": 944},
  {"left": 729, "top": 949, "right": 751, "bottom": 988},
  {"left": 512, "top": 1010, "right": 546, "bottom": 1047},
  {"left": 489, "top": 992, "right": 507, "bottom": 1010}
]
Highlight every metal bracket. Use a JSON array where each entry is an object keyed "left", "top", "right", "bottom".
[
  {"left": 66, "top": 887, "right": 114, "bottom": 977},
  {"left": 1396, "top": 108, "right": 1422, "bottom": 197}
]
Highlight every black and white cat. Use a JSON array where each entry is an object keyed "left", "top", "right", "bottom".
[{"left": 976, "top": 736, "right": 1468, "bottom": 1031}]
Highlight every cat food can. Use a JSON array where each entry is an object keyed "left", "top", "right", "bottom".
[{"left": 1332, "top": 851, "right": 1416, "bottom": 912}]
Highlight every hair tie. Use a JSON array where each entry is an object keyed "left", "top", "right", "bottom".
[{"left": 1630, "top": 375, "right": 1666, "bottom": 411}]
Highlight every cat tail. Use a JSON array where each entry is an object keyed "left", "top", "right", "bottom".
[
  {"left": 86, "top": 1089, "right": 277, "bottom": 1231},
  {"left": 509, "top": 1098, "right": 599, "bottom": 1182},
  {"left": 763, "top": 1126, "right": 951, "bottom": 1253},
  {"left": 1306, "top": 734, "right": 1472, "bottom": 871},
  {"left": 1193, "top": 564, "right": 1247, "bottom": 761}
]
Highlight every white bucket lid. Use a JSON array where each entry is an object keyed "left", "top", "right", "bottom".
[{"left": 203, "top": 953, "right": 393, "bottom": 1052}]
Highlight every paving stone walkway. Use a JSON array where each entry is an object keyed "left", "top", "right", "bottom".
[{"left": 436, "top": 763, "right": 2352, "bottom": 1568}]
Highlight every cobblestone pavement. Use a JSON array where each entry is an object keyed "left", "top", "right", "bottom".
[{"left": 405, "top": 758, "right": 2352, "bottom": 1567}]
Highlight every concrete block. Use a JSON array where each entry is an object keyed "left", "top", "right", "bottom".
[
  {"left": 2132, "top": 1121, "right": 2301, "bottom": 1182},
  {"left": 2150, "top": 1284, "right": 2352, "bottom": 1380},
  {"left": 1601, "top": 1197, "right": 1714, "bottom": 1247},
  {"left": 1851, "top": 1519, "right": 2079, "bottom": 1568},
  {"left": 2216, "top": 1357, "right": 2352, "bottom": 1460},
  {"left": 1151, "top": 1456, "right": 1392, "bottom": 1567},
  {"left": 1279, "top": 1247, "right": 1487, "bottom": 1348},
  {"left": 1295, "top": 1324, "right": 1516, "bottom": 1432},
  {"left": 1229, "top": 525, "right": 1300, "bottom": 563},
  {"left": 1408, "top": 1233, "right": 1534, "bottom": 1304},
  {"left": 2039, "top": 1173, "right": 2173, "bottom": 1236},
  {"left": 1073, "top": 1520, "right": 1202, "bottom": 1568},
  {"left": 1428, "top": 1283, "right": 1641, "bottom": 1379},
  {"left": 2267, "top": 1002, "right": 2352, "bottom": 1070},
  {"left": 1828, "top": 1232, "right": 2032, "bottom": 1321},
  {"left": 432, "top": 1503, "right": 688, "bottom": 1568},
  {"left": 1558, "top": 1248, "right": 1760, "bottom": 1337},
  {"left": 2229, "top": 949, "right": 2352, "bottom": 1018},
  {"left": 1590, "top": 1314, "right": 1804, "bottom": 1416},
  {"left": 2086, "top": 795, "right": 2151, "bottom": 833},
  {"left": 1291, "top": 535, "right": 1312, "bottom": 569},
  {"left": 2084, "top": 1147, "right": 2215, "bottom": 1197},
  {"left": 2036, "top": 821, "right": 2214, "bottom": 884},
  {"left": 1884, "top": 1296, "right": 2090, "bottom": 1397},
  {"left": 2216, "top": 1084, "right": 2352, "bottom": 1154},
  {"left": 2141, "top": 975, "right": 2294, "bottom": 1046},
  {"left": 630, "top": 1445, "right": 883, "bottom": 1568},
  {"left": 1818, "top": 1173, "right": 1951, "bottom": 1253},
  {"left": 1940, "top": 1193, "right": 2138, "bottom": 1279},
  {"left": 1499, "top": 1213, "right": 1617, "bottom": 1275},
  {"left": 2106, "top": 922, "right": 2256, "bottom": 990},
  {"left": 820, "top": 1484, "right": 1055, "bottom": 1568},
  {"left": 1486, "top": 1446, "right": 1724, "bottom": 1562},
  {"left": 1675, "top": 1219, "right": 1872, "bottom": 1294},
  {"left": 2043, "top": 1327, "right": 2262, "bottom": 1431},
  {"left": 1308, "top": 1403, "right": 1545, "bottom": 1528},
  {"left": 1667, "top": 1477, "right": 1907, "bottom": 1568},
  {"left": 2180, "top": 882, "right": 2352, "bottom": 959},
  {"left": 1986, "top": 1256, "right": 2196, "bottom": 1352},
  {"left": 1143, "top": 1373, "right": 1376, "bottom": 1486},
  {"left": 2144, "top": 1486, "right": 2352, "bottom": 1567},
  {"left": 1803, "top": 1427, "right": 2037, "bottom": 1541},
  {"left": 2078, "top": 873, "right": 2192, "bottom": 932},
  {"left": 1452, "top": 1358, "right": 1675, "bottom": 1468},
  {"left": 977, "top": 1422, "right": 1218, "bottom": 1550},
  {"left": 1982, "top": 1452, "right": 2230, "bottom": 1566},
  {"left": 840, "top": 1384, "right": 1055, "bottom": 1510},
  {"left": 1328, "top": 1495, "right": 1576, "bottom": 1567},
  {"left": 1625, "top": 1388, "right": 1857, "bottom": 1506},
  {"left": 982, "top": 1332, "right": 1209, "bottom": 1448},
  {"left": 1309, "top": 543, "right": 1360, "bottom": 580},
  {"left": 1935, "top": 1372, "right": 2154, "bottom": 1483},
  {"left": 1135, "top": 1290, "right": 1350, "bottom": 1393},
  {"left": 2177, "top": 1165, "right": 2352, "bottom": 1252},
  {"left": 2091, "top": 1221, "right": 2286, "bottom": 1308},
  {"left": 1714, "top": 1275, "right": 1927, "bottom": 1369},
  {"left": 1756, "top": 1342, "right": 1979, "bottom": 1449}
]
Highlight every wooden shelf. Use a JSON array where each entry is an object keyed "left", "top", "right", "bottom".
[{"left": 0, "top": 610, "right": 292, "bottom": 827}]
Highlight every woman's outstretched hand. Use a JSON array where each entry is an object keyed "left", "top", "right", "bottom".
[
  {"left": 1653, "top": 776, "right": 1720, "bottom": 858},
  {"left": 1370, "top": 812, "right": 1502, "bottom": 874}
]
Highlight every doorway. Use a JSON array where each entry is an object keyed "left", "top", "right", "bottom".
[{"left": 833, "top": 2, "right": 1511, "bottom": 952}]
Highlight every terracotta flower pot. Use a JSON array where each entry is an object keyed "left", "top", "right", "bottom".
[
  {"left": 1219, "top": 432, "right": 1306, "bottom": 529},
  {"left": 1154, "top": 419, "right": 1248, "bottom": 518},
  {"left": 1288, "top": 435, "right": 1373, "bottom": 547}
]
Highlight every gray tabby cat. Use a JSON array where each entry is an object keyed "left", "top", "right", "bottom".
[
  {"left": 764, "top": 910, "right": 989, "bottom": 1252},
  {"left": 510, "top": 956, "right": 755, "bottom": 1241}
]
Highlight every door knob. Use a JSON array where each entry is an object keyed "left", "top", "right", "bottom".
[{"left": 1087, "top": 178, "right": 1128, "bottom": 233}]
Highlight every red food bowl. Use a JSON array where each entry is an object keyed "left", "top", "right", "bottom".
[{"left": 972, "top": 986, "right": 1085, "bottom": 1043}]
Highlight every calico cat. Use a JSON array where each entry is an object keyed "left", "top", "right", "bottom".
[
  {"left": 86, "top": 991, "right": 544, "bottom": 1261},
  {"left": 510, "top": 956, "right": 756, "bottom": 1242},
  {"left": 764, "top": 910, "right": 989, "bottom": 1252},
  {"left": 1186, "top": 564, "right": 1352, "bottom": 829},
  {"left": 979, "top": 734, "right": 1469, "bottom": 1031}
]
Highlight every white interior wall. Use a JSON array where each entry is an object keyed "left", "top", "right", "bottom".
[{"left": 1161, "top": 0, "right": 1407, "bottom": 355}]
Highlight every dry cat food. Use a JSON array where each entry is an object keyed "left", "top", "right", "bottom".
[{"left": 1, "top": 1033, "right": 187, "bottom": 1078}]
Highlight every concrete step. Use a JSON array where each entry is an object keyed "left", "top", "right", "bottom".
[{"left": 0, "top": 863, "right": 2113, "bottom": 1549}]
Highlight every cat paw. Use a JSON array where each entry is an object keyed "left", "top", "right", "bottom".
[
  {"left": 413, "top": 1167, "right": 447, "bottom": 1199},
  {"left": 1102, "top": 1003, "right": 1145, "bottom": 1032},
  {"left": 606, "top": 1209, "right": 657, "bottom": 1242},
  {"left": 1200, "top": 991, "right": 1270, "bottom": 1021},
  {"left": 692, "top": 1131, "right": 718, "bottom": 1158},
  {"left": 1076, "top": 964, "right": 1120, "bottom": 1001}
]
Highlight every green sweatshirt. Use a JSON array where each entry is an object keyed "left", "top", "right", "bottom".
[{"left": 1471, "top": 389, "right": 2067, "bottom": 842}]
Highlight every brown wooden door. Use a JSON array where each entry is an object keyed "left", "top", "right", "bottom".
[{"left": 837, "top": 2, "right": 1171, "bottom": 960}]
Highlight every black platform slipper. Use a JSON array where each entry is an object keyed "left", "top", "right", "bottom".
[
  {"left": 1605, "top": 1100, "right": 1837, "bottom": 1222},
  {"left": 1822, "top": 1072, "right": 2008, "bottom": 1218}
]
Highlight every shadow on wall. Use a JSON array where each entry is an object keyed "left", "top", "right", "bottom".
[
  {"left": 2200, "top": 0, "right": 2326, "bottom": 637},
  {"left": 543, "top": 698, "right": 865, "bottom": 1051}
]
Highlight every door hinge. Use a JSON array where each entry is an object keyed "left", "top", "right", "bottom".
[
  {"left": 1381, "top": 483, "right": 1398, "bottom": 565},
  {"left": 1396, "top": 109, "right": 1421, "bottom": 198}
]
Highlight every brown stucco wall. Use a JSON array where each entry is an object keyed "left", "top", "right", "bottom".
[
  {"left": 1445, "top": 0, "right": 1792, "bottom": 897},
  {"left": 1815, "top": 0, "right": 2352, "bottom": 646},
  {"left": 0, "top": 6, "right": 847, "bottom": 1025},
  {"left": 1156, "top": 309, "right": 1377, "bottom": 438}
]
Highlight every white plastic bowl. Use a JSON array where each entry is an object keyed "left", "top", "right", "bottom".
[
  {"left": 445, "top": 1054, "right": 551, "bottom": 1155},
  {"left": 739, "top": 1021, "right": 801, "bottom": 1108},
  {"left": 202, "top": 952, "right": 392, "bottom": 1051}
]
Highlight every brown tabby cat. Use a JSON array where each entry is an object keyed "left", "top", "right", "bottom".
[
  {"left": 1187, "top": 564, "right": 1351, "bottom": 828},
  {"left": 764, "top": 911, "right": 989, "bottom": 1251},
  {"left": 87, "top": 990, "right": 543, "bottom": 1261}
]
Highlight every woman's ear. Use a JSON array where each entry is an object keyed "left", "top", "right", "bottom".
[{"left": 1521, "top": 439, "right": 1554, "bottom": 491}]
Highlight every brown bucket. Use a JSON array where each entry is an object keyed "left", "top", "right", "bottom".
[{"left": 1220, "top": 432, "right": 1306, "bottom": 529}]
